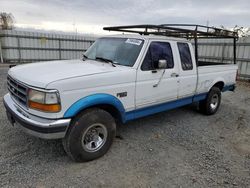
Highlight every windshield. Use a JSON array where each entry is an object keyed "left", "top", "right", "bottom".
[{"left": 84, "top": 37, "right": 144, "bottom": 67}]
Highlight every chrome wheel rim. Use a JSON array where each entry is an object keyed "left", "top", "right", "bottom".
[
  {"left": 82, "top": 123, "right": 107, "bottom": 152},
  {"left": 210, "top": 94, "right": 219, "bottom": 110}
]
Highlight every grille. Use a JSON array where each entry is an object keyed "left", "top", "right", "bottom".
[{"left": 7, "top": 75, "right": 28, "bottom": 107}]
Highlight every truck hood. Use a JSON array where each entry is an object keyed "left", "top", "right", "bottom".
[{"left": 8, "top": 59, "right": 125, "bottom": 88}]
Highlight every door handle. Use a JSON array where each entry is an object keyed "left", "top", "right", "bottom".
[{"left": 171, "top": 73, "right": 179, "bottom": 77}]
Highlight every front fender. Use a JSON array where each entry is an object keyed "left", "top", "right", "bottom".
[{"left": 63, "top": 93, "right": 126, "bottom": 120}]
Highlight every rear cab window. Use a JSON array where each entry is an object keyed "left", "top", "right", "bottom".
[{"left": 177, "top": 42, "right": 193, "bottom": 70}]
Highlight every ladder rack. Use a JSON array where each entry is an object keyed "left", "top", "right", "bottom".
[{"left": 103, "top": 24, "right": 238, "bottom": 64}]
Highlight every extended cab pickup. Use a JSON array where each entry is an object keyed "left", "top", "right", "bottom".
[{"left": 4, "top": 25, "right": 237, "bottom": 162}]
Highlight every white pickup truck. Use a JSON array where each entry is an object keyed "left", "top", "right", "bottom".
[{"left": 4, "top": 24, "right": 238, "bottom": 162}]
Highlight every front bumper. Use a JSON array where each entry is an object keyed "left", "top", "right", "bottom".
[{"left": 3, "top": 93, "right": 71, "bottom": 139}]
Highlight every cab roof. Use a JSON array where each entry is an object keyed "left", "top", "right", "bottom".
[{"left": 101, "top": 34, "right": 189, "bottom": 42}]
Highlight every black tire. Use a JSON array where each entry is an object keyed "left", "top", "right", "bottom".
[
  {"left": 62, "top": 108, "right": 116, "bottom": 162},
  {"left": 199, "top": 87, "right": 221, "bottom": 115}
]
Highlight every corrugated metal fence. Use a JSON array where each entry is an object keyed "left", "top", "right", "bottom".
[
  {"left": 0, "top": 29, "right": 249, "bottom": 80},
  {"left": 0, "top": 30, "right": 96, "bottom": 63},
  {"left": 197, "top": 37, "right": 250, "bottom": 80}
]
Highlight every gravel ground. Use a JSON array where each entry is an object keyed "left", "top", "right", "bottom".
[{"left": 0, "top": 66, "right": 250, "bottom": 187}]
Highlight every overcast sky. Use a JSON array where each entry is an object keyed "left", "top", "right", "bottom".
[{"left": 2, "top": 0, "right": 250, "bottom": 34}]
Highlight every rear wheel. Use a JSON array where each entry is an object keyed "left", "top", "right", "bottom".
[
  {"left": 199, "top": 87, "right": 221, "bottom": 115},
  {"left": 62, "top": 108, "right": 116, "bottom": 162}
]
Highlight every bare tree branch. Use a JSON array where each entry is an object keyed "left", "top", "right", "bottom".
[{"left": 0, "top": 12, "right": 15, "bottom": 30}]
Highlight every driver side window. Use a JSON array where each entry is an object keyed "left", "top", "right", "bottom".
[{"left": 141, "top": 42, "right": 174, "bottom": 71}]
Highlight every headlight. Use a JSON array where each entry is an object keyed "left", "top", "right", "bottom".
[{"left": 28, "top": 89, "right": 61, "bottom": 113}]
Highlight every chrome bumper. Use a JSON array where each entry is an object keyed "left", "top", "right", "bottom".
[{"left": 3, "top": 93, "right": 71, "bottom": 139}]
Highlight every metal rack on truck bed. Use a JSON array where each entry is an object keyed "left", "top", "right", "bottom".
[{"left": 103, "top": 24, "right": 238, "bottom": 64}]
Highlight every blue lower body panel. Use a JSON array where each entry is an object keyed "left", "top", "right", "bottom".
[
  {"left": 123, "top": 84, "right": 235, "bottom": 123},
  {"left": 222, "top": 84, "right": 236, "bottom": 92},
  {"left": 124, "top": 93, "right": 207, "bottom": 122}
]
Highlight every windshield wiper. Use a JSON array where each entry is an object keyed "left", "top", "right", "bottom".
[
  {"left": 82, "top": 54, "right": 88, "bottom": 61},
  {"left": 95, "top": 56, "right": 116, "bottom": 67}
]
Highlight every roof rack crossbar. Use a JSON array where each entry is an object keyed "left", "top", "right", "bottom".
[{"left": 103, "top": 24, "right": 238, "bottom": 39}]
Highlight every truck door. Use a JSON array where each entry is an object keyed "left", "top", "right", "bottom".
[
  {"left": 176, "top": 42, "right": 197, "bottom": 98},
  {"left": 135, "top": 41, "right": 179, "bottom": 109}
]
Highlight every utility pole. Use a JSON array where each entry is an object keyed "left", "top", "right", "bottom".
[
  {"left": 0, "top": 40, "right": 3, "bottom": 63},
  {"left": 73, "top": 22, "right": 77, "bottom": 35},
  {"left": 206, "top": 20, "right": 209, "bottom": 27}
]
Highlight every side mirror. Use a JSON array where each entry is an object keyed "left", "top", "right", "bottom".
[{"left": 157, "top": 59, "right": 167, "bottom": 69}]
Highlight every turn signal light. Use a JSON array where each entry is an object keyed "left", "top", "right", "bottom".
[{"left": 29, "top": 101, "right": 61, "bottom": 112}]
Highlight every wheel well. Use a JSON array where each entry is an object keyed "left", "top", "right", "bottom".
[
  {"left": 96, "top": 104, "right": 122, "bottom": 122},
  {"left": 75, "top": 104, "right": 123, "bottom": 123},
  {"left": 212, "top": 81, "right": 224, "bottom": 91}
]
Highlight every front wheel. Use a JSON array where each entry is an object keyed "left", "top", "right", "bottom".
[
  {"left": 62, "top": 108, "right": 116, "bottom": 162},
  {"left": 199, "top": 87, "right": 221, "bottom": 115}
]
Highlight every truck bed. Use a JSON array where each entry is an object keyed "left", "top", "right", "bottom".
[
  {"left": 196, "top": 63, "right": 238, "bottom": 94},
  {"left": 198, "top": 61, "right": 232, "bottom": 66}
]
